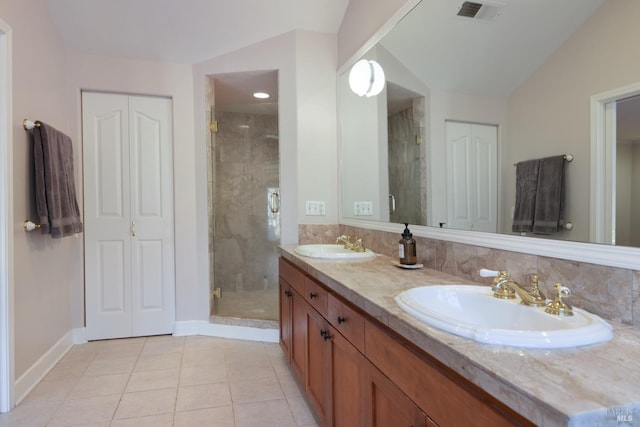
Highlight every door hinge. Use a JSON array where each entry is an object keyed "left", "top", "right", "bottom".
[{"left": 209, "top": 120, "right": 218, "bottom": 133}]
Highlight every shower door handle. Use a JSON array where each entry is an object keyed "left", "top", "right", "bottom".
[
  {"left": 389, "top": 194, "right": 396, "bottom": 214},
  {"left": 270, "top": 191, "right": 280, "bottom": 214}
]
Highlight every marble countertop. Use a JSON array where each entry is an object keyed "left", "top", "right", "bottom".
[{"left": 279, "top": 245, "right": 640, "bottom": 426}]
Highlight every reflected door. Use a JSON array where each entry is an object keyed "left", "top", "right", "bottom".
[{"left": 445, "top": 121, "right": 497, "bottom": 232}]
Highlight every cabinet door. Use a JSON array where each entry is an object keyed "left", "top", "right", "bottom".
[
  {"left": 290, "top": 289, "right": 306, "bottom": 384},
  {"left": 279, "top": 280, "right": 292, "bottom": 359},
  {"left": 366, "top": 364, "right": 428, "bottom": 427},
  {"left": 331, "top": 328, "right": 366, "bottom": 427},
  {"left": 306, "top": 306, "right": 332, "bottom": 426}
]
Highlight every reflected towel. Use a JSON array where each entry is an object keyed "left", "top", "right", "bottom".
[
  {"left": 532, "top": 155, "right": 565, "bottom": 234},
  {"left": 32, "top": 121, "right": 83, "bottom": 238},
  {"left": 512, "top": 159, "right": 539, "bottom": 233}
]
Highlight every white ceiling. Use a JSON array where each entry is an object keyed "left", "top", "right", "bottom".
[{"left": 46, "top": 0, "right": 350, "bottom": 64}]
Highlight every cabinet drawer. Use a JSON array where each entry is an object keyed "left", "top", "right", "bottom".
[
  {"left": 328, "top": 294, "right": 365, "bottom": 353},
  {"left": 304, "top": 277, "right": 328, "bottom": 317},
  {"left": 365, "top": 321, "right": 527, "bottom": 427},
  {"left": 279, "top": 258, "right": 304, "bottom": 294}
]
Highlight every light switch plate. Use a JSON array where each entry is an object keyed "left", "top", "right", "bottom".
[
  {"left": 354, "top": 201, "right": 373, "bottom": 216},
  {"left": 305, "top": 201, "right": 326, "bottom": 216}
]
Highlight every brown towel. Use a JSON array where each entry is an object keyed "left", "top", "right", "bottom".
[
  {"left": 532, "top": 155, "right": 565, "bottom": 234},
  {"left": 32, "top": 121, "right": 83, "bottom": 238},
  {"left": 512, "top": 159, "right": 539, "bottom": 233}
]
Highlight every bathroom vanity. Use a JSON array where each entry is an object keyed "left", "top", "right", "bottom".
[{"left": 278, "top": 245, "right": 639, "bottom": 426}]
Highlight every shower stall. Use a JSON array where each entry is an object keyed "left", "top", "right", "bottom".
[{"left": 207, "top": 71, "right": 280, "bottom": 328}]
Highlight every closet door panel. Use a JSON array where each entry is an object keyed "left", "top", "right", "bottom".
[
  {"left": 128, "top": 95, "right": 175, "bottom": 336},
  {"left": 83, "top": 92, "right": 133, "bottom": 340}
]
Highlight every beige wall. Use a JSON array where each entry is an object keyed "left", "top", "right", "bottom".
[
  {"left": 0, "top": 0, "right": 78, "bottom": 379},
  {"left": 505, "top": 0, "right": 640, "bottom": 241}
]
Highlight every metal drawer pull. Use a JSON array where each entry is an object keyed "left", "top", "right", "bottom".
[{"left": 337, "top": 316, "right": 346, "bottom": 324}]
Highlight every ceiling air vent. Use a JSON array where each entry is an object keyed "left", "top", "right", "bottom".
[
  {"left": 457, "top": 1, "right": 483, "bottom": 18},
  {"left": 456, "top": 1, "right": 503, "bottom": 21}
]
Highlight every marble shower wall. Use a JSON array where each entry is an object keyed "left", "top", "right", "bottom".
[
  {"left": 211, "top": 111, "right": 280, "bottom": 293},
  {"left": 299, "top": 224, "right": 640, "bottom": 329}
]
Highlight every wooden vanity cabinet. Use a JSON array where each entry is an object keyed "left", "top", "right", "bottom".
[{"left": 278, "top": 258, "right": 530, "bottom": 427}]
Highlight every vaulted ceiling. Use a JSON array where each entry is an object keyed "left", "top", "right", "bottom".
[{"left": 46, "top": 0, "right": 350, "bottom": 64}]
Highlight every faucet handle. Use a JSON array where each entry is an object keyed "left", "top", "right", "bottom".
[
  {"left": 545, "top": 283, "right": 573, "bottom": 316},
  {"left": 479, "top": 268, "right": 501, "bottom": 278},
  {"left": 352, "top": 237, "right": 365, "bottom": 252}
]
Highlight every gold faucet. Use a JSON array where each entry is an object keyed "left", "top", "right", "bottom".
[
  {"left": 336, "top": 235, "right": 353, "bottom": 249},
  {"left": 336, "top": 235, "right": 366, "bottom": 252},
  {"left": 489, "top": 271, "right": 547, "bottom": 307}
]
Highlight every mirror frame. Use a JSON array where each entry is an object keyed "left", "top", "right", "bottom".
[{"left": 338, "top": 0, "right": 640, "bottom": 271}]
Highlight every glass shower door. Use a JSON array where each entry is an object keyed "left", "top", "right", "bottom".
[{"left": 211, "top": 110, "right": 280, "bottom": 323}]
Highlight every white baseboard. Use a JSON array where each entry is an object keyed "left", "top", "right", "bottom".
[
  {"left": 71, "top": 327, "right": 87, "bottom": 344},
  {"left": 174, "top": 320, "right": 279, "bottom": 343},
  {"left": 14, "top": 328, "right": 84, "bottom": 404}
]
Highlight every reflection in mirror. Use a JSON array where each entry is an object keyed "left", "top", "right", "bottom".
[
  {"left": 615, "top": 95, "right": 640, "bottom": 247},
  {"left": 339, "top": 0, "right": 640, "bottom": 247},
  {"left": 387, "top": 83, "right": 426, "bottom": 225}
]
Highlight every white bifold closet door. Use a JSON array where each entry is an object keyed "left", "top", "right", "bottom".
[{"left": 83, "top": 92, "right": 175, "bottom": 341}]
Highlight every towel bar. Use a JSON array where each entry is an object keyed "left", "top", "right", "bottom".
[
  {"left": 513, "top": 154, "right": 573, "bottom": 166},
  {"left": 22, "top": 119, "right": 40, "bottom": 130},
  {"left": 23, "top": 220, "right": 41, "bottom": 232}
]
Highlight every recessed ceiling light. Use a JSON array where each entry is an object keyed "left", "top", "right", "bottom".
[{"left": 253, "top": 92, "right": 270, "bottom": 99}]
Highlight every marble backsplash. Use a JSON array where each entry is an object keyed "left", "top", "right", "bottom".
[{"left": 299, "top": 224, "right": 640, "bottom": 329}]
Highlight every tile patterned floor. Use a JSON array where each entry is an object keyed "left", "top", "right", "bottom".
[{"left": 0, "top": 335, "right": 318, "bottom": 427}]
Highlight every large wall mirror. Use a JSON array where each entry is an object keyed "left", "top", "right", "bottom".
[{"left": 338, "top": 0, "right": 640, "bottom": 267}]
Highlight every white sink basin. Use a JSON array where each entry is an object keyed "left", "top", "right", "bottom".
[
  {"left": 395, "top": 285, "right": 613, "bottom": 348},
  {"left": 294, "top": 244, "right": 376, "bottom": 260}
]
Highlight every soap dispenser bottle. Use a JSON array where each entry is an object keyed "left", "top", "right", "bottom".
[{"left": 399, "top": 223, "right": 417, "bottom": 265}]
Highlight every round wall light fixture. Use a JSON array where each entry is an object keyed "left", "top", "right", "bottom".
[
  {"left": 253, "top": 92, "right": 270, "bottom": 99},
  {"left": 348, "top": 59, "right": 386, "bottom": 97}
]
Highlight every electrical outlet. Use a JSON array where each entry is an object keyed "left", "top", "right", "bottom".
[
  {"left": 353, "top": 201, "right": 373, "bottom": 216},
  {"left": 305, "top": 201, "right": 326, "bottom": 216}
]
